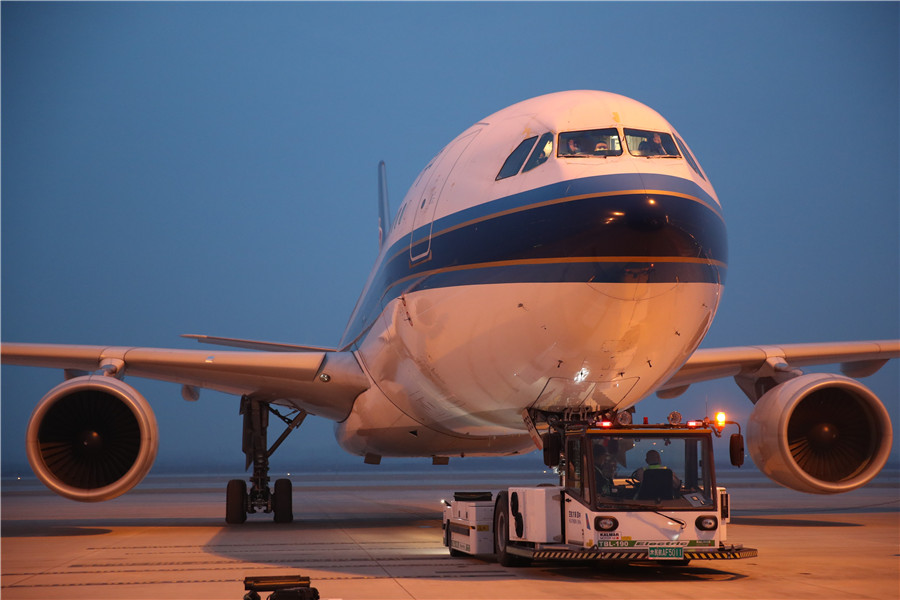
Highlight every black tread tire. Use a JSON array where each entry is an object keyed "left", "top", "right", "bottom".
[
  {"left": 494, "top": 491, "right": 529, "bottom": 567},
  {"left": 226, "top": 479, "right": 247, "bottom": 525},
  {"left": 273, "top": 478, "right": 293, "bottom": 523}
]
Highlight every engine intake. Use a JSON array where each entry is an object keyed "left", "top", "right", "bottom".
[
  {"left": 747, "top": 373, "right": 892, "bottom": 494},
  {"left": 26, "top": 375, "right": 158, "bottom": 502}
]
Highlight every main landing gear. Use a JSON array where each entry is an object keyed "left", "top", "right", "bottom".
[{"left": 226, "top": 396, "right": 307, "bottom": 525}]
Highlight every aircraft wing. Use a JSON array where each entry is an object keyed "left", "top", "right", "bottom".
[
  {"left": 657, "top": 340, "right": 900, "bottom": 399},
  {"left": 0, "top": 342, "right": 368, "bottom": 421}
]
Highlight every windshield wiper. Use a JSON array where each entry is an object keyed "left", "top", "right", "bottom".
[
  {"left": 595, "top": 501, "right": 654, "bottom": 510},
  {"left": 654, "top": 511, "right": 686, "bottom": 528}
]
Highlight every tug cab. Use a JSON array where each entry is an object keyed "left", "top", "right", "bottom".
[{"left": 443, "top": 413, "right": 757, "bottom": 566}]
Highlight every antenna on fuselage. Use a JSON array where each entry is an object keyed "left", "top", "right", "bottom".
[{"left": 377, "top": 160, "right": 391, "bottom": 249}]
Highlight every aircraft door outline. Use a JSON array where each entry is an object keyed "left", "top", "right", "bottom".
[{"left": 409, "top": 127, "right": 483, "bottom": 263}]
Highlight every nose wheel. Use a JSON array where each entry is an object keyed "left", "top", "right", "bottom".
[{"left": 225, "top": 397, "right": 305, "bottom": 524}]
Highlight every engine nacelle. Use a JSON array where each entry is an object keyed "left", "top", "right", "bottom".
[
  {"left": 747, "top": 373, "right": 892, "bottom": 494},
  {"left": 26, "top": 375, "right": 158, "bottom": 502}
]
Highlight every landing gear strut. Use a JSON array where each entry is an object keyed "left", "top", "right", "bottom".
[{"left": 226, "top": 396, "right": 306, "bottom": 524}]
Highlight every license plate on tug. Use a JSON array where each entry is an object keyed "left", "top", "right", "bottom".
[{"left": 648, "top": 546, "right": 684, "bottom": 560}]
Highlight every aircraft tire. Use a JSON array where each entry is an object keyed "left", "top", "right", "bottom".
[
  {"left": 494, "top": 491, "right": 529, "bottom": 567},
  {"left": 273, "top": 478, "right": 293, "bottom": 523},
  {"left": 226, "top": 479, "right": 248, "bottom": 524}
]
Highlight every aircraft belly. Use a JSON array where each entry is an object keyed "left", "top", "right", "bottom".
[
  {"left": 354, "top": 279, "right": 719, "bottom": 442},
  {"left": 333, "top": 385, "right": 534, "bottom": 457}
]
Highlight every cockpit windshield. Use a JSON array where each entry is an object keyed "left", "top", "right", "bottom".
[
  {"left": 624, "top": 129, "right": 680, "bottom": 158},
  {"left": 587, "top": 432, "right": 715, "bottom": 511},
  {"left": 558, "top": 128, "right": 623, "bottom": 158}
]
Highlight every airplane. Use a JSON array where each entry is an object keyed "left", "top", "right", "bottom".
[{"left": 3, "top": 90, "right": 898, "bottom": 524}]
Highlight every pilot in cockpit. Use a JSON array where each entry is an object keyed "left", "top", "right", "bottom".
[
  {"left": 566, "top": 137, "right": 584, "bottom": 155},
  {"left": 638, "top": 133, "right": 666, "bottom": 156}
]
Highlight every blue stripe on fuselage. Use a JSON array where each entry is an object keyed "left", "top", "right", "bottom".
[
  {"left": 340, "top": 173, "right": 727, "bottom": 348},
  {"left": 412, "top": 173, "right": 721, "bottom": 247}
]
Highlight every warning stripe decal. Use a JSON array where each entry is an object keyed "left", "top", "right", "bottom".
[{"left": 528, "top": 547, "right": 758, "bottom": 561}]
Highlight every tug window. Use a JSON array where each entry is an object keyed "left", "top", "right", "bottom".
[
  {"left": 496, "top": 136, "right": 538, "bottom": 180},
  {"left": 587, "top": 433, "right": 715, "bottom": 511},
  {"left": 522, "top": 132, "right": 554, "bottom": 173},
  {"left": 565, "top": 437, "right": 585, "bottom": 499},
  {"left": 558, "top": 128, "right": 622, "bottom": 157},
  {"left": 624, "top": 129, "right": 680, "bottom": 157}
]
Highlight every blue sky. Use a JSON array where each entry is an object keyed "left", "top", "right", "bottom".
[{"left": 2, "top": 2, "right": 898, "bottom": 475}]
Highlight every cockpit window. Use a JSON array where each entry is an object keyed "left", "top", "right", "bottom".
[
  {"left": 674, "top": 133, "right": 706, "bottom": 180},
  {"left": 496, "top": 136, "right": 538, "bottom": 181},
  {"left": 522, "top": 132, "right": 554, "bottom": 173},
  {"left": 558, "top": 128, "right": 622, "bottom": 157},
  {"left": 624, "top": 129, "right": 680, "bottom": 157}
]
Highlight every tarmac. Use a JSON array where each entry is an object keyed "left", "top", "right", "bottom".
[{"left": 2, "top": 467, "right": 898, "bottom": 600}]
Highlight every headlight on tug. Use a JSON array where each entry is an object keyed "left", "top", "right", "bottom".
[
  {"left": 696, "top": 515, "right": 718, "bottom": 530},
  {"left": 595, "top": 516, "right": 619, "bottom": 531}
]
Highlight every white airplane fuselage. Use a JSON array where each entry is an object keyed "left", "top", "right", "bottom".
[
  {"left": 4, "top": 90, "right": 894, "bottom": 508},
  {"left": 334, "top": 91, "right": 726, "bottom": 458}
]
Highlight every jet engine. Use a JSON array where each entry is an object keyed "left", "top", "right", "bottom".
[
  {"left": 747, "top": 373, "right": 892, "bottom": 494},
  {"left": 25, "top": 375, "right": 158, "bottom": 502}
]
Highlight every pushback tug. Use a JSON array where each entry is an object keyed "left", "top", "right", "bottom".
[{"left": 443, "top": 411, "right": 758, "bottom": 566}]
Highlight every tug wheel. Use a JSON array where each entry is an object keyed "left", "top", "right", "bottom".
[
  {"left": 493, "top": 491, "right": 529, "bottom": 567},
  {"left": 445, "top": 525, "right": 465, "bottom": 557}
]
